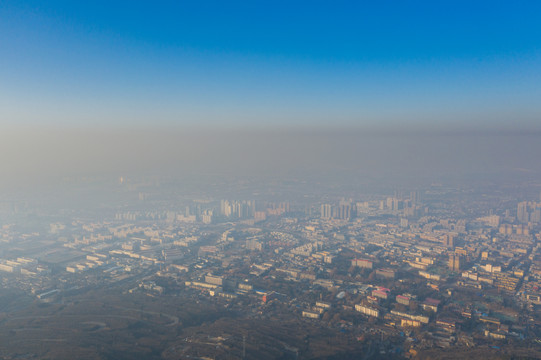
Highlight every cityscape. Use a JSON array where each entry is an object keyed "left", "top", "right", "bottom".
[
  {"left": 2, "top": 1, "right": 541, "bottom": 359},
  {"left": 0, "top": 171, "right": 540, "bottom": 359}
]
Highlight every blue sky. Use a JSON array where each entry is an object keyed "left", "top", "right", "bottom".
[{"left": 1, "top": 1, "right": 540, "bottom": 129}]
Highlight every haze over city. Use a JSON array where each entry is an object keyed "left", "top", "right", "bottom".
[{"left": 1, "top": 2, "right": 541, "bottom": 360}]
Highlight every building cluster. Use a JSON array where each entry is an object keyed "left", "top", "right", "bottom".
[{"left": 1, "top": 184, "right": 540, "bottom": 356}]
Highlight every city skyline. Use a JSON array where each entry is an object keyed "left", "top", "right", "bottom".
[{"left": 2, "top": 3, "right": 541, "bottom": 359}]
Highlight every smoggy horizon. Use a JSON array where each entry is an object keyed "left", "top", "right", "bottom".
[{"left": 1, "top": 124, "right": 540, "bottom": 192}]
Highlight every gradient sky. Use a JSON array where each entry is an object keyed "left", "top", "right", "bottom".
[{"left": 1, "top": 1, "right": 541, "bottom": 129}]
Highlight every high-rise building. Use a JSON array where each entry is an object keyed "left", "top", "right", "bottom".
[
  {"left": 443, "top": 234, "right": 454, "bottom": 248},
  {"left": 410, "top": 191, "right": 419, "bottom": 205},
  {"left": 201, "top": 210, "right": 213, "bottom": 224},
  {"left": 220, "top": 200, "right": 232, "bottom": 217},
  {"left": 531, "top": 208, "right": 541, "bottom": 223},
  {"left": 517, "top": 201, "right": 530, "bottom": 223},
  {"left": 321, "top": 204, "right": 332, "bottom": 219},
  {"left": 448, "top": 254, "right": 462, "bottom": 271},
  {"left": 334, "top": 204, "right": 351, "bottom": 220},
  {"left": 517, "top": 201, "right": 541, "bottom": 224},
  {"left": 385, "top": 197, "right": 403, "bottom": 211}
]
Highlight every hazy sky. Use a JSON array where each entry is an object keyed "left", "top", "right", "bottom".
[
  {"left": 1, "top": 2, "right": 541, "bottom": 191},
  {"left": 1, "top": 127, "right": 540, "bottom": 191},
  {"left": 1, "top": 1, "right": 541, "bottom": 128}
]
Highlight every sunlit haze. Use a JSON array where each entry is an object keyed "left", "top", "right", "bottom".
[{"left": 1, "top": 3, "right": 541, "bottom": 360}]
